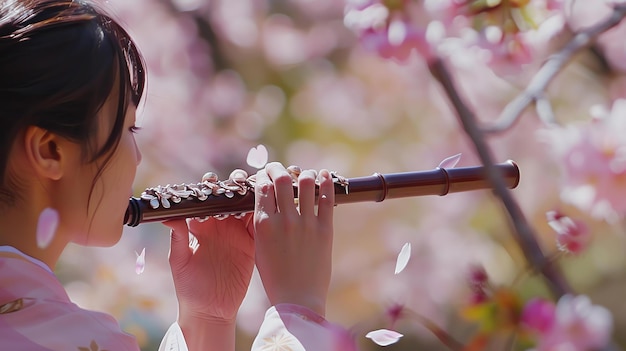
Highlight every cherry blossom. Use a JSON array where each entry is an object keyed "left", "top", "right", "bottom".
[
  {"left": 523, "top": 295, "right": 613, "bottom": 351},
  {"left": 344, "top": 0, "right": 565, "bottom": 70},
  {"left": 539, "top": 99, "right": 626, "bottom": 222},
  {"left": 546, "top": 210, "right": 591, "bottom": 255},
  {"left": 343, "top": 0, "right": 434, "bottom": 62},
  {"left": 521, "top": 298, "right": 556, "bottom": 334}
]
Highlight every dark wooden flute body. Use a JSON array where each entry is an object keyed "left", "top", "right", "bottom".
[{"left": 124, "top": 160, "right": 520, "bottom": 227}]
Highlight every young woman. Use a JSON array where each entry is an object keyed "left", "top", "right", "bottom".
[{"left": 0, "top": 1, "right": 354, "bottom": 350}]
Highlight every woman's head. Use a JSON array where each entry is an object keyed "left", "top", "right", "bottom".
[{"left": 0, "top": 0, "right": 146, "bottom": 245}]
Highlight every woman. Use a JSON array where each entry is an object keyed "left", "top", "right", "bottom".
[{"left": 0, "top": 0, "right": 353, "bottom": 350}]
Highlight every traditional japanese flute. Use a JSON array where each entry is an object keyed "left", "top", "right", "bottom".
[{"left": 124, "top": 160, "right": 520, "bottom": 227}]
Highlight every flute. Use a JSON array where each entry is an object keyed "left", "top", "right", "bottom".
[{"left": 124, "top": 160, "right": 520, "bottom": 227}]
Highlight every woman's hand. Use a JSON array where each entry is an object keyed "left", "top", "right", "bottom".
[
  {"left": 161, "top": 170, "right": 255, "bottom": 350},
  {"left": 164, "top": 214, "right": 254, "bottom": 322},
  {"left": 253, "top": 162, "right": 335, "bottom": 317}
]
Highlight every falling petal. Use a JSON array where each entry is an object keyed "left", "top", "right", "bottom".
[
  {"left": 246, "top": 144, "right": 269, "bottom": 169},
  {"left": 135, "top": 248, "right": 146, "bottom": 275},
  {"left": 36, "top": 207, "right": 59, "bottom": 249},
  {"left": 365, "top": 329, "right": 403, "bottom": 346},
  {"left": 438, "top": 153, "right": 462, "bottom": 169},
  {"left": 395, "top": 243, "right": 411, "bottom": 274}
]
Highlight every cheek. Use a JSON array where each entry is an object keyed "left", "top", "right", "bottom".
[{"left": 81, "top": 138, "right": 138, "bottom": 246}]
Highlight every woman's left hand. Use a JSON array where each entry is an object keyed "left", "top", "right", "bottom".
[
  {"left": 162, "top": 170, "right": 255, "bottom": 324},
  {"left": 164, "top": 214, "right": 254, "bottom": 322}
]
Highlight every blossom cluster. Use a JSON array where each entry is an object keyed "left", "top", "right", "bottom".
[{"left": 343, "top": 0, "right": 565, "bottom": 72}]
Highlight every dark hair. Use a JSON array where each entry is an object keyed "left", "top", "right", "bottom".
[{"left": 0, "top": 0, "right": 145, "bottom": 204}]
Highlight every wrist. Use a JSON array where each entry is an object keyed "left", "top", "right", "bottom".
[
  {"left": 177, "top": 310, "right": 236, "bottom": 351},
  {"left": 270, "top": 294, "right": 327, "bottom": 317}
]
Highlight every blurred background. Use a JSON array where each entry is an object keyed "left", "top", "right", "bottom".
[{"left": 55, "top": 0, "right": 626, "bottom": 349}]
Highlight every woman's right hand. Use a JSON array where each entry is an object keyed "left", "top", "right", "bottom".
[{"left": 253, "top": 162, "right": 335, "bottom": 316}]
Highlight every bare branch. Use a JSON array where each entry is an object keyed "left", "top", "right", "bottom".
[
  {"left": 482, "top": 4, "right": 626, "bottom": 133},
  {"left": 428, "top": 57, "right": 571, "bottom": 298}
]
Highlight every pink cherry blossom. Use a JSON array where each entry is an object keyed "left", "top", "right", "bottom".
[
  {"left": 344, "top": 1, "right": 435, "bottom": 62},
  {"left": 546, "top": 210, "right": 591, "bottom": 255},
  {"left": 527, "top": 295, "right": 613, "bottom": 351},
  {"left": 385, "top": 303, "right": 405, "bottom": 328},
  {"left": 539, "top": 99, "right": 626, "bottom": 222},
  {"left": 521, "top": 298, "right": 556, "bottom": 334},
  {"left": 467, "top": 263, "right": 488, "bottom": 288},
  {"left": 344, "top": 0, "right": 566, "bottom": 71},
  {"left": 357, "top": 20, "right": 432, "bottom": 63},
  {"left": 466, "top": 264, "right": 490, "bottom": 305},
  {"left": 472, "top": 31, "right": 535, "bottom": 75}
]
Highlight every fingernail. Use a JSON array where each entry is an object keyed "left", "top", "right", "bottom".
[{"left": 319, "top": 169, "right": 330, "bottom": 181}]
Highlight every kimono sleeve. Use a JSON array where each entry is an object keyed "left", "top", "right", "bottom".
[
  {"left": 158, "top": 322, "right": 189, "bottom": 351},
  {"left": 252, "top": 304, "right": 358, "bottom": 351}
]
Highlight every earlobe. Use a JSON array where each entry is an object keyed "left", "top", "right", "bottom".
[{"left": 23, "top": 126, "right": 64, "bottom": 181}]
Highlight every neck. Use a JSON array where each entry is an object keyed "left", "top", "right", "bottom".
[{"left": 0, "top": 194, "right": 68, "bottom": 271}]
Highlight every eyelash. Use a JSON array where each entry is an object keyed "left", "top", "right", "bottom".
[{"left": 129, "top": 126, "right": 142, "bottom": 134}]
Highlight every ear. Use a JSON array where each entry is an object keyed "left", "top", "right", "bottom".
[{"left": 23, "top": 126, "right": 65, "bottom": 181}]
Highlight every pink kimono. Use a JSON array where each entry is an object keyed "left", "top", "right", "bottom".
[
  {"left": 0, "top": 248, "right": 356, "bottom": 351},
  {"left": 0, "top": 248, "right": 139, "bottom": 350}
]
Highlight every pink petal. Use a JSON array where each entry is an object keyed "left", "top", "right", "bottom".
[
  {"left": 394, "top": 243, "right": 411, "bottom": 274},
  {"left": 135, "top": 248, "right": 146, "bottom": 275},
  {"left": 36, "top": 208, "right": 59, "bottom": 249},
  {"left": 365, "top": 329, "right": 403, "bottom": 346},
  {"left": 438, "top": 153, "right": 462, "bottom": 169},
  {"left": 521, "top": 298, "right": 556, "bottom": 333},
  {"left": 246, "top": 144, "right": 269, "bottom": 169}
]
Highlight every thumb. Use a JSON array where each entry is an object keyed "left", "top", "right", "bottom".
[{"left": 162, "top": 219, "right": 192, "bottom": 269}]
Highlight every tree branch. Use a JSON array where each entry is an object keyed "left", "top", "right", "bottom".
[
  {"left": 482, "top": 4, "right": 626, "bottom": 133},
  {"left": 428, "top": 58, "right": 571, "bottom": 298}
]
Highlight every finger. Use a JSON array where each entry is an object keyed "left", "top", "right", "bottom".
[
  {"left": 255, "top": 169, "right": 276, "bottom": 220},
  {"left": 265, "top": 162, "right": 298, "bottom": 216},
  {"left": 240, "top": 212, "right": 255, "bottom": 239},
  {"left": 316, "top": 169, "right": 335, "bottom": 224},
  {"left": 162, "top": 219, "right": 192, "bottom": 268},
  {"left": 297, "top": 169, "right": 317, "bottom": 217}
]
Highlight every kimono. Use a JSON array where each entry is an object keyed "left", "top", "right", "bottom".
[
  {"left": 0, "top": 247, "right": 355, "bottom": 351},
  {"left": 0, "top": 247, "right": 139, "bottom": 350}
]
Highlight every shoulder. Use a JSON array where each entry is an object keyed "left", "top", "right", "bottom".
[
  {"left": 0, "top": 295, "right": 139, "bottom": 351},
  {"left": 0, "top": 254, "right": 139, "bottom": 351}
]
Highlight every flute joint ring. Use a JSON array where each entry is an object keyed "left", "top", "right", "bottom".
[
  {"left": 437, "top": 167, "right": 451, "bottom": 196},
  {"left": 373, "top": 173, "right": 388, "bottom": 202}
]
